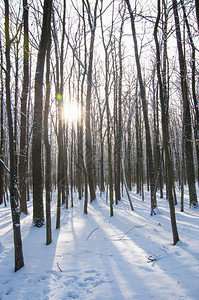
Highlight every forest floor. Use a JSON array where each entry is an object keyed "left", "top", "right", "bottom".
[{"left": 0, "top": 185, "right": 199, "bottom": 299}]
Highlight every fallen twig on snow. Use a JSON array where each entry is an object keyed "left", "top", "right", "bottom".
[
  {"left": 119, "top": 225, "right": 144, "bottom": 240},
  {"left": 86, "top": 227, "right": 99, "bottom": 240},
  {"left": 57, "top": 262, "right": 62, "bottom": 272},
  {"left": 147, "top": 255, "right": 157, "bottom": 262}
]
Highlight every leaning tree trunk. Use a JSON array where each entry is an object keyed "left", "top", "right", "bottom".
[
  {"left": 4, "top": 0, "right": 24, "bottom": 271},
  {"left": 172, "top": 0, "right": 198, "bottom": 207},
  {"left": 32, "top": 0, "right": 53, "bottom": 227}
]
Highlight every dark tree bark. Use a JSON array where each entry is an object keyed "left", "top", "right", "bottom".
[
  {"left": 60, "top": 0, "right": 66, "bottom": 206},
  {"left": 136, "top": 100, "right": 143, "bottom": 195},
  {"left": 4, "top": 0, "right": 24, "bottom": 271},
  {"left": 107, "top": 98, "right": 114, "bottom": 217},
  {"left": 181, "top": 123, "right": 185, "bottom": 212},
  {"left": 99, "top": 111, "right": 105, "bottom": 195},
  {"left": 154, "top": 0, "right": 179, "bottom": 245},
  {"left": 44, "top": 30, "right": 52, "bottom": 245},
  {"left": 32, "top": 0, "right": 53, "bottom": 227},
  {"left": 115, "top": 11, "right": 124, "bottom": 204},
  {"left": 125, "top": 0, "right": 157, "bottom": 214},
  {"left": 127, "top": 115, "right": 132, "bottom": 191},
  {"left": 0, "top": 33, "right": 4, "bottom": 205},
  {"left": 52, "top": 10, "right": 62, "bottom": 229},
  {"left": 195, "top": 0, "right": 199, "bottom": 30},
  {"left": 100, "top": 0, "right": 114, "bottom": 215},
  {"left": 84, "top": 0, "right": 98, "bottom": 202},
  {"left": 14, "top": 36, "right": 20, "bottom": 192},
  {"left": 19, "top": 0, "right": 29, "bottom": 214},
  {"left": 172, "top": 0, "right": 198, "bottom": 207},
  {"left": 75, "top": 17, "right": 84, "bottom": 200},
  {"left": 80, "top": 69, "right": 86, "bottom": 205},
  {"left": 180, "top": 0, "right": 199, "bottom": 185},
  {"left": 52, "top": 5, "right": 66, "bottom": 229}
]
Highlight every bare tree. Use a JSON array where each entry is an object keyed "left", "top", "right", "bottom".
[
  {"left": 44, "top": 27, "right": 52, "bottom": 245},
  {"left": 32, "top": 0, "right": 53, "bottom": 227},
  {"left": 154, "top": 0, "right": 179, "bottom": 245},
  {"left": 179, "top": 0, "right": 199, "bottom": 185},
  {"left": 19, "top": 0, "right": 29, "bottom": 214},
  {"left": 195, "top": 0, "right": 199, "bottom": 30},
  {"left": 172, "top": 0, "right": 198, "bottom": 207},
  {"left": 83, "top": 0, "right": 98, "bottom": 202},
  {"left": 115, "top": 4, "right": 126, "bottom": 205},
  {"left": 0, "top": 33, "right": 4, "bottom": 205},
  {"left": 100, "top": 0, "right": 115, "bottom": 216},
  {"left": 4, "top": 0, "right": 24, "bottom": 271},
  {"left": 124, "top": 0, "right": 157, "bottom": 214}
]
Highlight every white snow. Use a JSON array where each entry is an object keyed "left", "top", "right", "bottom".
[{"left": 0, "top": 186, "right": 199, "bottom": 300}]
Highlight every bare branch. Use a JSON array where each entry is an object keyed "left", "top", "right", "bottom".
[{"left": 0, "top": 159, "right": 10, "bottom": 173}]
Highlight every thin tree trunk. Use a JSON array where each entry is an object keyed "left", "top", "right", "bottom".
[
  {"left": 70, "top": 125, "right": 74, "bottom": 208},
  {"left": 19, "top": 0, "right": 29, "bottom": 214},
  {"left": 14, "top": 39, "right": 19, "bottom": 192},
  {"left": 84, "top": 174, "right": 88, "bottom": 214},
  {"left": 100, "top": 116, "right": 105, "bottom": 194},
  {"left": 181, "top": 123, "right": 185, "bottom": 212},
  {"left": 154, "top": 0, "right": 179, "bottom": 245},
  {"left": 125, "top": 0, "right": 157, "bottom": 214},
  {"left": 0, "top": 33, "right": 4, "bottom": 205},
  {"left": 60, "top": 0, "right": 66, "bottom": 205},
  {"left": 127, "top": 121, "right": 132, "bottom": 191},
  {"left": 84, "top": 0, "right": 98, "bottom": 202},
  {"left": 172, "top": 0, "right": 198, "bottom": 207},
  {"left": 115, "top": 14, "right": 124, "bottom": 204},
  {"left": 44, "top": 33, "right": 52, "bottom": 245},
  {"left": 195, "top": 0, "right": 199, "bottom": 30},
  {"left": 4, "top": 0, "right": 24, "bottom": 271}
]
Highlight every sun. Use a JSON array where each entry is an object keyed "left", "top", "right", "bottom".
[{"left": 63, "top": 101, "right": 79, "bottom": 123}]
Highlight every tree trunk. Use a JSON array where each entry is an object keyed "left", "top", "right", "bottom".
[
  {"left": 172, "top": 0, "right": 198, "bottom": 207},
  {"left": 115, "top": 16, "right": 124, "bottom": 204},
  {"left": 0, "top": 33, "right": 4, "bottom": 205},
  {"left": 100, "top": 116, "right": 105, "bottom": 194},
  {"left": 154, "top": 0, "right": 179, "bottom": 245},
  {"left": 19, "top": 0, "right": 29, "bottom": 214},
  {"left": 127, "top": 120, "right": 132, "bottom": 191},
  {"left": 195, "top": 0, "right": 199, "bottom": 30},
  {"left": 180, "top": 0, "right": 199, "bottom": 185},
  {"left": 44, "top": 32, "right": 52, "bottom": 245},
  {"left": 180, "top": 121, "right": 185, "bottom": 212},
  {"left": 60, "top": 0, "right": 66, "bottom": 206},
  {"left": 100, "top": 0, "right": 114, "bottom": 214},
  {"left": 32, "top": 0, "right": 52, "bottom": 227},
  {"left": 14, "top": 39, "right": 19, "bottom": 195},
  {"left": 4, "top": 0, "right": 24, "bottom": 271},
  {"left": 125, "top": 0, "right": 157, "bottom": 214},
  {"left": 84, "top": 0, "right": 98, "bottom": 202}
]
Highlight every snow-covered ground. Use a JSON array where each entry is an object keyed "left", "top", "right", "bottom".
[{"left": 0, "top": 186, "right": 199, "bottom": 300}]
